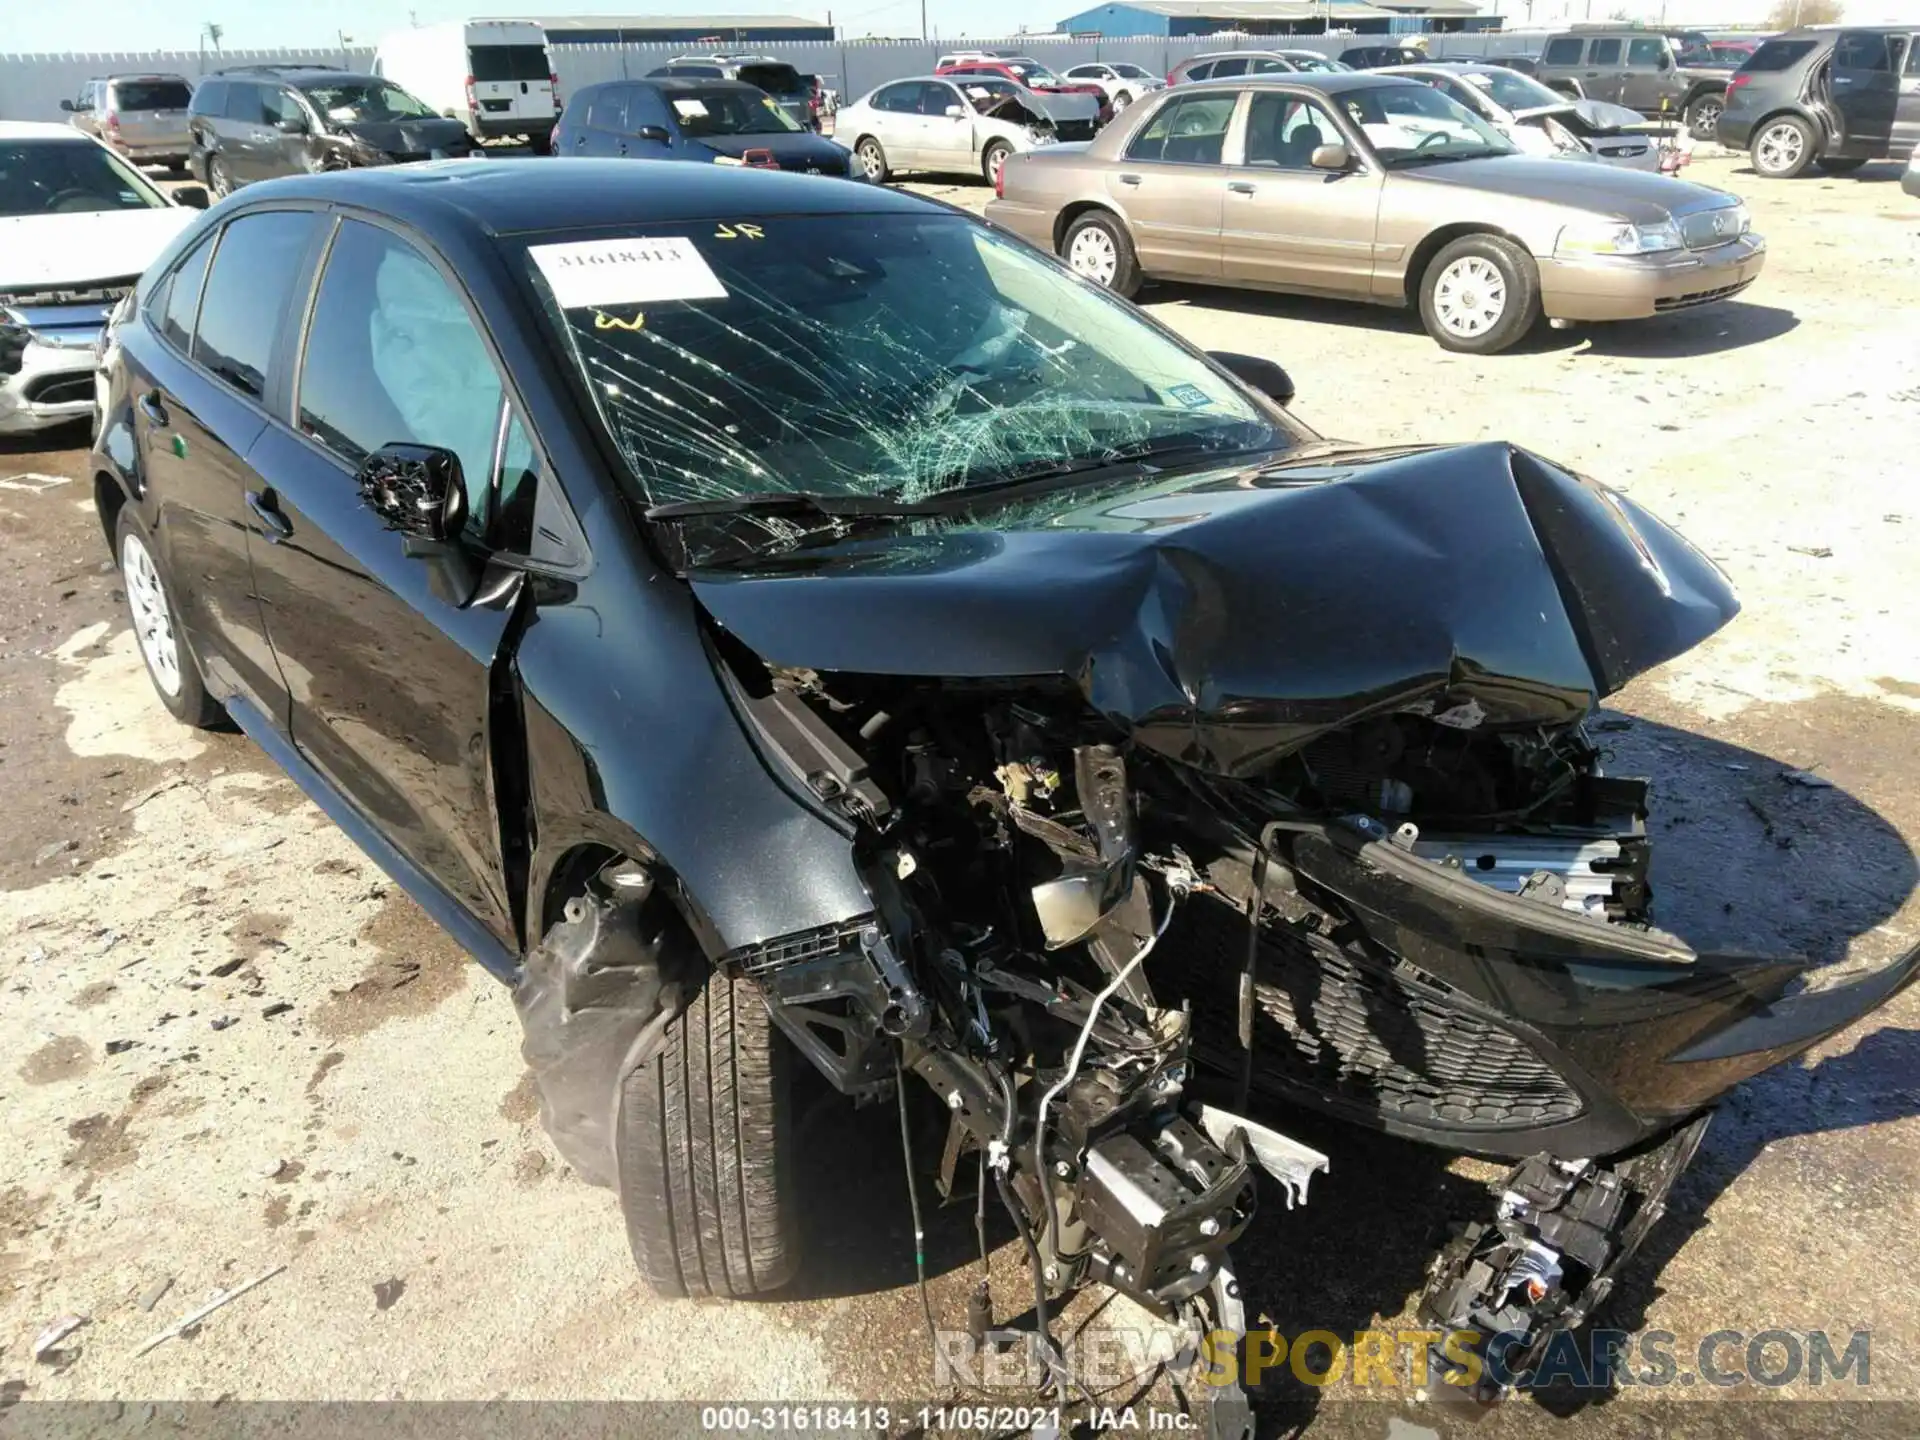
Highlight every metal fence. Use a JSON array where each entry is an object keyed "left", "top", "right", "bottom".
[{"left": 0, "top": 48, "right": 375, "bottom": 124}]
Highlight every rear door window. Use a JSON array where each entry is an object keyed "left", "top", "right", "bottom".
[
  {"left": 192, "top": 210, "right": 319, "bottom": 401},
  {"left": 223, "top": 82, "right": 266, "bottom": 124},
  {"left": 1740, "top": 39, "right": 1816, "bottom": 71},
  {"left": 737, "top": 64, "right": 803, "bottom": 96},
  {"left": 585, "top": 88, "right": 627, "bottom": 130},
  {"left": 871, "top": 83, "right": 917, "bottom": 113},
  {"left": 1126, "top": 93, "right": 1237, "bottom": 164},
  {"left": 1543, "top": 38, "right": 1585, "bottom": 65},
  {"left": 157, "top": 233, "right": 214, "bottom": 352},
  {"left": 470, "top": 45, "right": 551, "bottom": 82},
  {"left": 113, "top": 79, "right": 193, "bottom": 110},
  {"left": 1589, "top": 39, "right": 1623, "bottom": 66}
]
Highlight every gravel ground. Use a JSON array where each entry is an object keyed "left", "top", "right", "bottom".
[{"left": 2, "top": 153, "right": 1916, "bottom": 1434}]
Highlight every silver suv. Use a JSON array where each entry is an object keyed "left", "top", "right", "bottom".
[
  {"left": 61, "top": 74, "right": 195, "bottom": 173},
  {"left": 1535, "top": 27, "right": 1734, "bottom": 139}
]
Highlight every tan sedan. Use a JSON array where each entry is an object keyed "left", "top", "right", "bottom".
[{"left": 985, "top": 72, "right": 1766, "bottom": 353}]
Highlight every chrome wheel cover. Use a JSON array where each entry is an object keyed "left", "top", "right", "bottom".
[
  {"left": 1067, "top": 225, "right": 1119, "bottom": 286},
  {"left": 1433, "top": 255, "right": 1507, "bottom": 338}
]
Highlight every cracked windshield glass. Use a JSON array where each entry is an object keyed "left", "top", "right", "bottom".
[{"left": 519, "top": 213, "right": 1290, "bottom": 560}]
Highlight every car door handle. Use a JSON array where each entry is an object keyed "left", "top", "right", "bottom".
[
  {"left": 246, "top": 489, "right": 294, "bottom": 542},
  {"left": 1227, "top": 180, "right": 1256, "bottom": 194},
  {"left": 1118, "top": 172, "right": 1142, "bottom": 185},
  {"left": 138, "top": 390, "right": 169, "bottom": 428}
]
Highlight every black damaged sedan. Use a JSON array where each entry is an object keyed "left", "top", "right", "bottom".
[{"left": 93, "top": 160, "right": 1916, "bottom": 1401}]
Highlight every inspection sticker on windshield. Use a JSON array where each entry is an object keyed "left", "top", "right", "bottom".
[
  {"left": 530, "top": 236, "right": 728, "bottom": 309},
  {"left": 1167, "top": 383, "right": 1215, "bottom": 409}
]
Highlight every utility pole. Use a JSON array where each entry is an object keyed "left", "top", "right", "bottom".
[{"left": 921, "top": 0, "right": 928, "bottom": 42}]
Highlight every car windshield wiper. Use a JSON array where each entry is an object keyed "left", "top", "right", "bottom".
[
  {"left": 1386, "top": 147, "right": 1509, "bottom": 168},
  {"left": 645, "top": 491, "right": 950, "bottom": 522},
  {"left": 934, "top": 436, "right": 1277, "bottom": 500}
]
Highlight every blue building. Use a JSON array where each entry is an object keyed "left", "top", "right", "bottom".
[{"left": 1056, "top": 0, "right": 1498, "bottom": 37}]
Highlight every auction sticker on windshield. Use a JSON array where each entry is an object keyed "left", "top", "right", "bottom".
[{"left": 530, "top": 236, "right": 729, "bottom": 308}]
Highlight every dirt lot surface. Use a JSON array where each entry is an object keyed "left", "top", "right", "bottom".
[{"left": 2, "top": 154, "right": 1917, "bottom": 1434}]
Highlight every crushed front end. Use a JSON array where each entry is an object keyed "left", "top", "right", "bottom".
[{"left": 684, "top": 441, "right": 1919, "bottom": 1399}]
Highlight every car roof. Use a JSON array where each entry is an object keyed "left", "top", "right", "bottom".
[
  {"left": 97, "top": 73, "right": 192, "bottom": 83},
  {"left": 224, "top": 69, "right": 379, "bottom": 86},
  {"left": 225, "top": 158, "right": 939, "bottom": 238},
  {"left": 1179, "top": 71, "right": 1420, "bottom": 97},
  {"left": 1182, "top": 49, "right": 1294, "bottom": 62},
  {"left": 0, "top": 121, "right": 94, "bottom": 141}
]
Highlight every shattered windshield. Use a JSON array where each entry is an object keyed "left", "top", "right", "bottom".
[
  {"left": 1344, "top": 83, "right": 1517, "bottom": 165},
  {"left": 669, "top": 88, "right": 804, "bottom": 135},
  {"left": 519, "top": 213, "right": 1289, "bottom": 549},
  {"left": 301, "top": 81, "right": 438, "bottom": 122}
]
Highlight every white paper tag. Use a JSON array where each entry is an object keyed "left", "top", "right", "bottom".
[
  {"left": 529, "top": 236, "right": 729, "bottom": 309},
  {"left": 672, "top": 97, "right": 709, "bottom": 118}
]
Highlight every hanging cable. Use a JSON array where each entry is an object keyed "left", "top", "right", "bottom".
[{"left": 895, "top": 1050, "right": 941, "bottom": 1386}]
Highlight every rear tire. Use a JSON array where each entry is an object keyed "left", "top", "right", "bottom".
[
  {"left": 1750, "top": 114, "right": 1817, "bottom": 178},
  {"left": 1061, "top": 210, "right": 1142, "bottom": 299},
  {"left": 526, "top": 131, "right": 553, "bottom": 157},
  {"left": 854, "top": 136, "right": 889, "bottom": 183},
  {"left": 1113, "top": 90, "right": 1134, "bottom": 111},
  {"left": 1814, "top": 155, "right": 1869, "bottom": 175},
  {"left": 115, "top": 506, "right": 223, "bottom": 729},
  {"left": 1418, "top": 233, "right": 1541, "bottom": 356},
  {"left": 616, "top": 971, "right": 799, "bottom": 1298}
]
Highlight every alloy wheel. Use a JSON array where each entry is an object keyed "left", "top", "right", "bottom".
[
  {"left": 857, "top": 141, "right": 884, "bottom": 180},
  {"left": 1688, "top": 96, "right": 1724, "bottom": 142},
  {"left": 122, "top": 532, "right": 183, "bottom": 698},
  {"left": 209, "top": 157, "right": 230, "bottom": 197},
  {"left": 1067, "top": 225, "right": 1119, "bottom": 287},
  {"left": 1432, "top": 255, "right": 1507, "bottom": 339},
  {"left": 987, "top": 145, "right": 1008, "bottom": 186},
  {"left": 1756, "top": 121, "right": 1805, "bottom": 175}
]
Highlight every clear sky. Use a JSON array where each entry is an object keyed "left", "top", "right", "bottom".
[{"left": 2, "top": 0, "right": 1054, "bottom": 52}]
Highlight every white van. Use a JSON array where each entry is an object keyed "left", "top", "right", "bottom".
[{"left": 375, "top": 19, "right": 559, "bottom": 153}]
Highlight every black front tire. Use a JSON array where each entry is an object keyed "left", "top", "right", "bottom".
[
  {"left": 114, "top": 506, "right": 223, "bottom": 729},
  {"left": 1417, "top": 233, "right": 1541, "bottom": 356},
  {"left": 616, "top": 970, "right": 799, "bottom": 1298}
]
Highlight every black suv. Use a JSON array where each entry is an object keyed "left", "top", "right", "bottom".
[
  {"left": 1718, "top": 26, "right": 1919, "bottom": 178},
  {"left": 90, "top": 161, "right": 1917, "bottom": 1399},
  {"left": 187, "top": 66, "right": 471, "bottom": 195}
]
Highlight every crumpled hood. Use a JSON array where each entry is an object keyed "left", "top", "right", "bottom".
[
  {"left": 688, "top": 442, "right": 1740, "bottom": 776},
  {"left": 1000, "top": 88, "right": 1100, "bottom": 124},
  {"left": 1514, "top": 97, "right": 1659, "bottom": 133},
  {"left": 337, "top": 117, "right": 471, "bottom": 155},
  {"left": 0, "top": 208, "right": 192, "bottom": 290}
]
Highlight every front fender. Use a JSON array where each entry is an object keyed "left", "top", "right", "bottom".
[{"left": 515, "top": 549, "right": 874, "bottom": 966}]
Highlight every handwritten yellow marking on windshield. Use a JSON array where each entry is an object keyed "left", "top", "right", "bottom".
[
  {"left": 593, "top": 310, "right": 646, "bottom": 331},
  {"left": 713, "top": 222, "right": 766, "bottom": 241}
]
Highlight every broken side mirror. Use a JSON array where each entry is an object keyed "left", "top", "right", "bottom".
[
  {"left": 1208, "top": 351, "right": 1296, "bottom": 408},
  {"left": 357, "top": 444, "right": 488, "bottom": 606},
  {"left": 1310, "top": 142, "right": 1353, "bottom": 171},
  {"left": 358, "top": 443, "right": 466, "bottom": 540},
  {"left": 173, "top": 185, "right": 210, "bottom": 209}
]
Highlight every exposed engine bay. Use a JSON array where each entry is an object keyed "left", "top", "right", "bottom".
[{"left": 712, "top": 653, "right": 1708, "bottom": 1406}]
